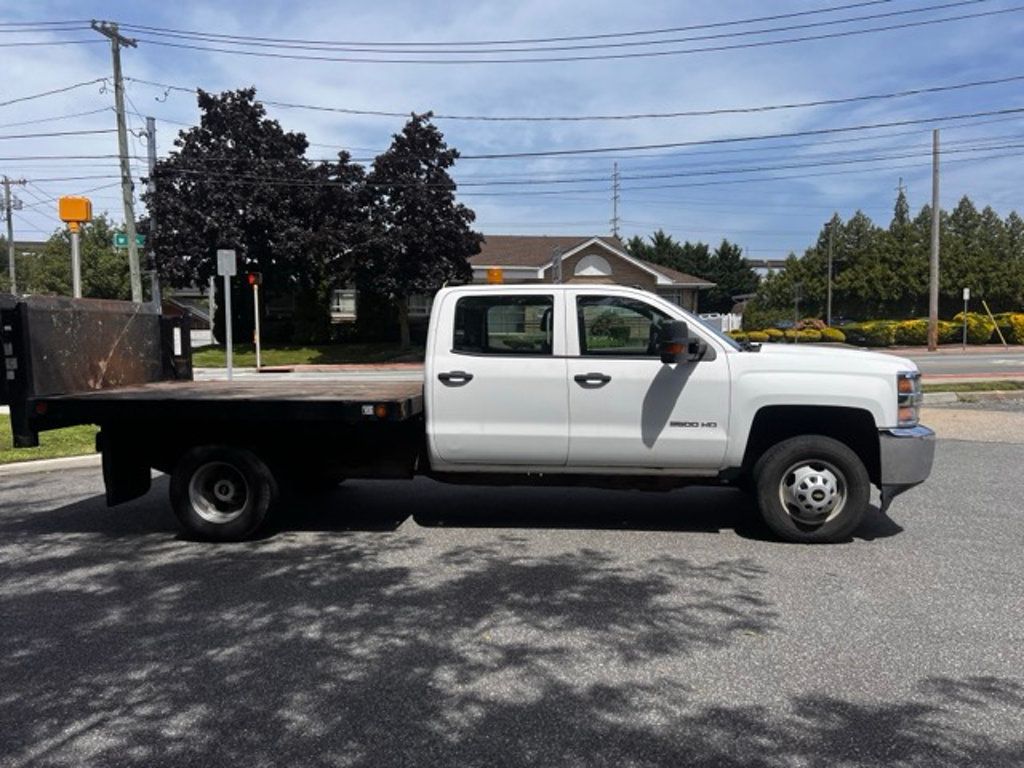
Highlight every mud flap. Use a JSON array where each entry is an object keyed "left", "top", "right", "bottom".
[{"left": 100, "top": 433, "right": 151, "bottom": 507}]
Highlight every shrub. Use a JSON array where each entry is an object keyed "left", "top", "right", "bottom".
[
  {"left": 764, "top": 328, "right": 785, "bottom": 342},
  {"left": 952, "top": 312, "right": 995, "bottom": 345},
  {"left": 842, "top": 321, "right": 896, "bottom": 347},
  {"left": 936, "top": 320, "right": 960, "bottom": 345},
  {"left": 993, "top": 312, "right": 1024, "bottom": 344},
  {"left": 784, "top": 329, "right": 822, "bottom": 342},
  {"left": 894, "top": 319, "right": 929, "bottom": 346},
  {"left": 747, "top": 331, "right": 770, "bottom": 343},
  {"left": 795, "top": 317, "right": 827, "bottom": 331},
  {"left": 730, "top": 331, "right": 749, "bottom": 342},
  {"left": 820, "top": 327, "right": 846, "bottom": 343}
]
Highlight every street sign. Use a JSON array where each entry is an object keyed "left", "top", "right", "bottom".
[
  {"left": 217, "top": 249, "right": 237, "bottom": 277},
  {"left": 963, "top": 287, "right": 971, "bottom": 301},
  {"left": 113, "top": 233, "right": 145, "bottom": 249}
]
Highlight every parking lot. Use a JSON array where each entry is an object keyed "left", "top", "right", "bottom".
[{"left": 1, "top": 408, "right": 1022, "bottom": 767}]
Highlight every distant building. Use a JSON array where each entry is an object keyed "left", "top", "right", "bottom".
[
  {"left": 748, "top": 258, "right": 788, "bottom": 281},
  {"left": 469, "top": 235, "right": 715, "bottom": 312}
]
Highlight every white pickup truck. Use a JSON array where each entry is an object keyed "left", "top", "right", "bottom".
[{"left": 1, "top": 286, "right": 934, "bottom": 543}]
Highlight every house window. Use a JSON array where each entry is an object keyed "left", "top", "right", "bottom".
[
  {"left": 330, "top": 288, "right": 357, "bottom": 321},
  {"left": 408, "top": 293, "right": 434, "bottom": 318},
  {"left": 574, "top": 254, "right": 612, "bottom": 278}
]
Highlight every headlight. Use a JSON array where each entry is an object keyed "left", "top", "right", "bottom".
[{"left": 897, "top": 371, "right": 923, "bottom": 427}]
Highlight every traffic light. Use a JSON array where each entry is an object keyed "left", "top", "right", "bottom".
[{"left": 247, "top": 272, "right": 263, "bottom": 287}]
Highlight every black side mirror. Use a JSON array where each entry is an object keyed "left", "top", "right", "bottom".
[{"left": 658, "top": 320, "right": 695, "bottom": 364}]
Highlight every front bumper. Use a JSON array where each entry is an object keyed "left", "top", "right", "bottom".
[{"left": 878, "top": 425, "right": 936, "bottom": 507}]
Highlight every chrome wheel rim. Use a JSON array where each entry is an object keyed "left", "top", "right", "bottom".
[
  {"left": 778, "top": 459, "right": 847, "bottom": 527},
  {"left": 189, "top": 462, "right": 249, "bottom": 524}
]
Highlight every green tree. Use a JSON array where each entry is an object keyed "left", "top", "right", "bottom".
[
  {"left": 702, "top": 239, "right": 759, "bottom": 313},
  {"left": 356, "top": 113, "right": 481, "bottom": 349},
  {"left": 146, "top": 88, "right": 352, "bottom": 343},
  {"left": 1, "top": 216, "right": 129, "bottom": 299}
]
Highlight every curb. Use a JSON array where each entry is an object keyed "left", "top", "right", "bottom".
[
  {"left": 0, "top": 453, "right": 101, "bottom": 476},
  {"left": 923, "top": 390, "right": 1024, "bottom": 404}
]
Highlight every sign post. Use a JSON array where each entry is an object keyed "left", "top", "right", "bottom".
[
  {"left": 962, "top": 287, "right": 970, "bottom": 350},
  {"left": 58, "top": 196, "right": 93, "bottom": 298},
  {"left": 248, "top": 272, "right": 263, "bottom": 370},
  {"left": 217, "top": 249, "right": 237, "bottom": 381}
]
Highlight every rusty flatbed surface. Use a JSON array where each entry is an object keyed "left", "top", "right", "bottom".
[
  {"left": 35, "top": 379, "right": 425, "bottom": 425},
  {"left": 47, "top": 379, "right": 423, "bottom": 403}
]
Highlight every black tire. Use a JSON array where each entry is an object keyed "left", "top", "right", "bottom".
[
  {"left": 753, "top": 435, "right": 870, "bottom": 544},
  {"left": 169, "top": 445, "right": 277, "bottom": 541}
]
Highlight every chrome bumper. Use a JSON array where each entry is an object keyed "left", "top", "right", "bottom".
[{"left": 878, "top": 425, "right": 936, "bottom": 502}]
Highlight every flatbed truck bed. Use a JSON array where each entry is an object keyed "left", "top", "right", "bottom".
[{"left": 35, "top": 379, "right": 424, "bottom": 425}]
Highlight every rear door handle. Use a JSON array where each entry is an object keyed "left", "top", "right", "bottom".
[
  {"left": 438, "top": 370, "right": 474, "bottom": 386},
  {"left": 574, "top": 372, "right": 612, "bottom": 387}
]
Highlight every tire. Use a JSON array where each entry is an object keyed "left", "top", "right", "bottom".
[
  {"left": 753, "top": 435, "right": 870, "bottom": 543},
  {"left": 169, "top": 445, "right": 277, "bottom": 541}
]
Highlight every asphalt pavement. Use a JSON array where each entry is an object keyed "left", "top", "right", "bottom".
[
  {"left": 1, "top": 425, "right": 1022, "bottom": 766},
  {"left": 897, "top": 349, "right": 1024, "bottom": 378}
]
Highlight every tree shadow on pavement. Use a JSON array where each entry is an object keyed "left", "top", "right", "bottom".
[{"left": 0, "top": 485, "right": 1013, "bottom": 766}]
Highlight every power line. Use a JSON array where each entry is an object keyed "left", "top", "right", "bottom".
[
  {"left": 124, "top": 70, "right": 1024, "bottom": 122},
  {"left": 0, "top": 78, "right": 107, "bottom": 108},
  {"left": 456, "top": 105, "right": 1024, "bottom": 159},
  {"left": 114, "top": 1, "right": 892, "bottom": 47},
  {"left": 0, "top": 128, "right": 117, "bottom": 140},
  {"left": 0, "top": 107, "right": 111, "bottom": 129},
  {"left": 117, "top": 1, "right": 982, "bottom": 55},
  {"left": 126, "top": 5, "right": 1021, "bottom": 64}
]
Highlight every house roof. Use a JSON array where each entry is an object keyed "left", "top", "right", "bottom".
[{"left": 471, "top": 234, "right": 714, "bottom": 287}]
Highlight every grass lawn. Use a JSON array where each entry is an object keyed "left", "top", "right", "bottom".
[
  {"left": 0, "top": 417, "right": 98, "bottom": 465},
  {"left": 191, "top": 343, "right": 425, "bottom": 368},
  {"left": 923, "top": 380, "right": 1024, "bottom": 393}
]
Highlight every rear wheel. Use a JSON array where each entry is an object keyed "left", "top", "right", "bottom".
[
  {"left": 170, "top": 446, "right": 277, "bottom": 541},
  {"left": 753, "top": 435, "right": 869, "bottom": 543}
]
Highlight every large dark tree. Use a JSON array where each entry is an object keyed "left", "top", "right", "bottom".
[
  {"left": 145, "top": 88, "right": 361, "bottom": 343},
  {"left": 357, "top": 113, "right": 481, "bottom": 348}
]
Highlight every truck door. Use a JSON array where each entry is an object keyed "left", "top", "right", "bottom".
[
  {"left": 428, "top": 291, "right": 569, "bottom": 466},
  {"left": 566, "top": 292, "right": 730, "bottom": 470}
]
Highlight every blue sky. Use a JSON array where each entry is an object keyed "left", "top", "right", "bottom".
[{"left": 3, "top": 0, "right": 1024, "bottom": 259}]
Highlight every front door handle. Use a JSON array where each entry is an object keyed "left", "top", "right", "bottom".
[
  {"left": 574, "top": 372, "right": 612, "bottom": 387},
  {"left": 438, "top": 370, "right": 474, "bottom": 386}
]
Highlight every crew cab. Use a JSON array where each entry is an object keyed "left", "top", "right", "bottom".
[{"left": 1, "top": 286, "right": 935, "bottom": 543}]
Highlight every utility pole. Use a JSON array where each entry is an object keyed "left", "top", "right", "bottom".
[
  {"left": 550, "top": 247, "right": 563, "bottom": 284},
  {"left": 3, "top": 176, "right": 26, "bottom": 295},
  {"left": 145, "top": 116, "right": 161, "bottom": 307},
  {"left": 826, "top": 221, "right": 835, "bottom": 327},
  {"left": 610, "top": 162, "right": 621, "bottom": 238},
  {"left": 927, "top": 129, "right": 940, "bottom": 351},
  {"left": 92, "top": 20, "right": 143, "bottom": 303}
]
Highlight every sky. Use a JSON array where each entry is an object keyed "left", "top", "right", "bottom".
[{"left": 2, "top": 0, "right": 1024, "bottom": 260}]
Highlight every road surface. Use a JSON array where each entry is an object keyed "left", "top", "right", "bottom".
[{"left": 1, "top": 409, "right": 1021, "bottom": 766}]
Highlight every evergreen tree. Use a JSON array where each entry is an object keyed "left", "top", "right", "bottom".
[{"left": 357, "top": 113, "right": 481, "bottom": 349}]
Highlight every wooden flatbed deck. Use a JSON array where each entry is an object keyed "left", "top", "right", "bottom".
[{"left": 34, "top": 379, "right": 425, "bottom": 426}]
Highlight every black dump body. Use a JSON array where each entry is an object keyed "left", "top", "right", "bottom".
[{"left": 1, "top": 295, "right": 424, "bottom": 504}]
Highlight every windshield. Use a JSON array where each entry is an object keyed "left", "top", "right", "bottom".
[{"left": 695, "top": 316, "right": 743, "bottom": 351}]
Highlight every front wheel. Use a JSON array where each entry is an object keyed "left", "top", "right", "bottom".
[
  {"left": 169, "top": 446, "right": 278, "bottom": 541},
  {"left": 753, "top": 435, "right": 870, "bottom": 543}
]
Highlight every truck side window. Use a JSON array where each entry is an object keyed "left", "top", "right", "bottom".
[
  {"left": 577, "top": 295, "right": 671, "bottom": 357},
  {"left": 453, "top": 295, "right": 555, "bottom": 356}
]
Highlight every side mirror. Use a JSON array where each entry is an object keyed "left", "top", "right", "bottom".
[{"left": 658, "top": 321, "right": 705, "bottom": 364}]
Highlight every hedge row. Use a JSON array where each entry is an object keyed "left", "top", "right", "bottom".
[
  {"left": 732, "top": 312, "right": 1024, "bottom": 347},
  {"left": 728, "top": 327, "right": 846, "bottom": 344}
]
